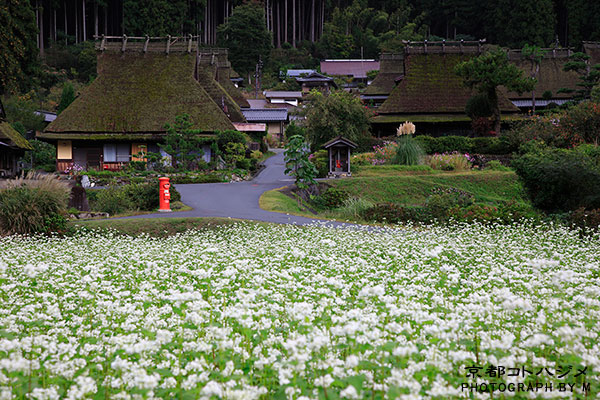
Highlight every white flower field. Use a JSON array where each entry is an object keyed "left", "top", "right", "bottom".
[{"left": 0, "top": 222, "right": 599, "bottom": 399}]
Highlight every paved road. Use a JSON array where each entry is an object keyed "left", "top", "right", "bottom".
[{"left": 122, "top": 150, "right": 364, "bottom": 228}]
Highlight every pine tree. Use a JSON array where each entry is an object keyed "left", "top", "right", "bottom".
[{"left": 455, "top": 50, "right": 536, "bottom": 134}]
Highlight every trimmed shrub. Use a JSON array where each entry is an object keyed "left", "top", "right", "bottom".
[
  {"left": 170, "top": 174, "right": 226, "bottom": 184},
  {"left": 0, "top": 174, "right": 70, "bottom": 235},
  {"left": 485, "top": 160, "right": 511, "bottom": 171},
  {"left": 568, "top": 208, "right": 600, "bottom": 231},
  {"left": 91, "top": 181, "right": 182, "bottom": 215},
  {"left": 312, "top": 187, "right": 349, "bottom": 210},
  {"left": 425, "top": 188, "right": 475, "bottom": 220},
  {"left": 217, "top": 130, "right": 248, "bottom": 151},
  {"left": 512, "top": 149, "right": 600, "bottom": 212},
  {"left": 447, "top": 201, "right": 541, "bottom": 224},
  {"left": 415, "top": 135, "right": 515, "bottom": 155},
  {"left": 309, "top": 150, "right": 329, "bottom": 178},
  {"left": 92, "top": 186, "right": 133, "bottom": 215}
]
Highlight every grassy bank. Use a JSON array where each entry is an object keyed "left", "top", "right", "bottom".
[
  {"left": 332, "top": 170, "right": 527, "bottom": 205},
  {"left": 260, "top": 169, "right": 530, "bottom": 221}
]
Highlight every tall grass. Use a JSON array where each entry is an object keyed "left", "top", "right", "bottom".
[
  {"left": 393, "top": 135, "right": 425, "bottom": 165},
  {"left": 336, "top": 197, "right": 374, "bottom": 220},
  {"left": 426, "top": 152, "right": 471, "bottom": 171},
  {"left": 0, "top": 173, "right": 70, "bottom": 235}
]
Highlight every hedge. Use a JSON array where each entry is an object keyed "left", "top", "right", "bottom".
[{"left": 414, "top": 135, "right": 516, "bottom": 155}]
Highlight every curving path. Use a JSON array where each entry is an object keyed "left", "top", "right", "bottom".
[{"left": 122, "top": 150, "right": 361, "bottom": 228}]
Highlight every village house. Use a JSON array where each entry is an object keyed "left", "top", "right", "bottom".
[
  {"left": 320, "top": 59, "right": 380, "bottom": 88},
  {"left": 370, "top": 41, "right": 526, "bottom": 136},
  {"left": 0, "top": 100, "right": 33, "bottom": 177},
  {"left": 38, "top": 36, "right": 248, "bottom": 172},
  {"left": 361, "top": 53, "right": 404, "bottom": 107},
  {"left": 241, "top": 109, "right": 288, "bottom": 142},
  {"left": 295, "top": 71, "right": 337, "bottom": 94},
  {"left": 505, "top": 47, "right": 579, "bottom": 112},
  {"left": 263, "top": 91, "right": 303, "bottom": 107}
]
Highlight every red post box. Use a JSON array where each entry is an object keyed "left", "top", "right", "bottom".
[{"left": 159, "top": 177, "right": 172, "bottom": 212}]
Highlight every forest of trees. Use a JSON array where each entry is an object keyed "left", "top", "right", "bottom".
[
  {"left": 3, "top": 0, "right": 600, "bottom": 94},
  {"left": 27, "top": 0, "right": 600, "bottom": 51}
]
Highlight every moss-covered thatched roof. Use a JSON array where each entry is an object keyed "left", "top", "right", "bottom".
[
  {"left": 363, "top": 54, "right": 404, "bottom": 96},
  {"left": 506, "top": 58, "right": 579, "bottom": 99},
  {"left": 216, "top": 67, "right": 250, "bottom": 108},
  {"left": 45, "top": 52, "right": 235, "bottom": 134},
  {"left": 0, "top": 122, "right": 32, "bottom": 149},
  {"left": 378, "top": 54, "right": 519, "bottom": 115},
  {"left": 584, "top": 42, "right": 600, "bottom": 65},
  {"left": 195, "top": 65, "right": 246, "bottom": 122},
  {"left": 198, "top": 49, "right": 250, "bottom": 109},
  {"left": 372, "top": 113, "right": 525, "bottom": 124}
]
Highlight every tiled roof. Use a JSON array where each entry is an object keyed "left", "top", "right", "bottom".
[
  {"left": 320, "top": 60, "right": 380, "bottom": 79},
  {"left": 285, "top": 69, "right": 316, "bottom": 77},
  {"left": 378, "top": 54, "right": 519, "bottom": 115},
  {"left": 264, "top": 91, "right": 303, "bottom": 98},
  {"left": 242, "top": 108, "right": 288, "bottom": 122},
  {"left": 295, "top": 72, "right": 334, "bottom": 82}
]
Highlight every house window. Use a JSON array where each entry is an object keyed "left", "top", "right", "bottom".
[
  {"left": 103, "top": 144, "right": 116, "bottom": 162},
  {"left": 116, "top": 143, "right": 130, "bottom": 162}
]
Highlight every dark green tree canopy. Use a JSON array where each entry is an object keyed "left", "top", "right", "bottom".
[
  {"left": 217, "top": 3, "right": 272, "bottom": 76},
  {"left": 492, "top": 0, "right": 555, "bottom": 48},
  {"left": 123, "top": 0, "right": 205, "bottom": 36},
  {"left": 300, "top": 89, "right": 373, "bottom": 150},
  {"left": 0, "top": 0, "right": 38, "bottom": 94}
]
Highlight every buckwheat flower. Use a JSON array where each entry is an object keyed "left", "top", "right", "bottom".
[
  {"left": 345, "top": 355, "right": 359, "bottom": 369},
  {"left": 201, "top": 380, "right": 222, "bottom": 397},
  {"left": 340, "top": 385, "right": 359, "bottom": 399},
  {"left": 29, "top": 386, "right": 60, "bottom": 400},
  {"left": 393, "top": 345, "right": 418, "bottom": 357},
  {"left": 314, "top": 374, "right": 334, "bottom": 388}
]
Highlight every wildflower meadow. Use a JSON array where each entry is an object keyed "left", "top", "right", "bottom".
[{"left": 0, "top": 222, "right": 599, "bottom": 399}]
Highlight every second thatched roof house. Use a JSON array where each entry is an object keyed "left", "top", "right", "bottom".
[
  {"left": 39, "top": 36, "right": 248, "bottom": 172},
  {"left": 370, "top": 42, "right": 521, "bottom": 136},
  {"left": 0, "top": 99, "right": 32, "bottom": 177}
]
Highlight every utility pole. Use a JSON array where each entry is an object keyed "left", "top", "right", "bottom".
[{"left": 254, "top": 56, "right": 264, "bottom": 99}]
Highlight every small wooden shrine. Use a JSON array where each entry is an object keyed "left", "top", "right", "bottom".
[{"left": 323, "top": 136, "right": 357, "bottom": 178}]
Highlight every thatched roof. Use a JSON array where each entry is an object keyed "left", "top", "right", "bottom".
[
  {"left": 363, "top": 53, "right": 404, "bottom": 96},
  {"left": 377, "top": 54, "right": 519, "bottom": 116},
  {"left": 0, "top": 122, "right": 32, "bottom": 150},
  {"left": 506, "top": 57, "right": 579, "bottom": 99},
  {"left": 198, "top": 49, "right": 250, "bottom": 110},
  {"left": 45, "top": 51, "right": 236, "bottom": 134},
  {"left": 584, "top": 42, "right": 600, "bottom": 65}
]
